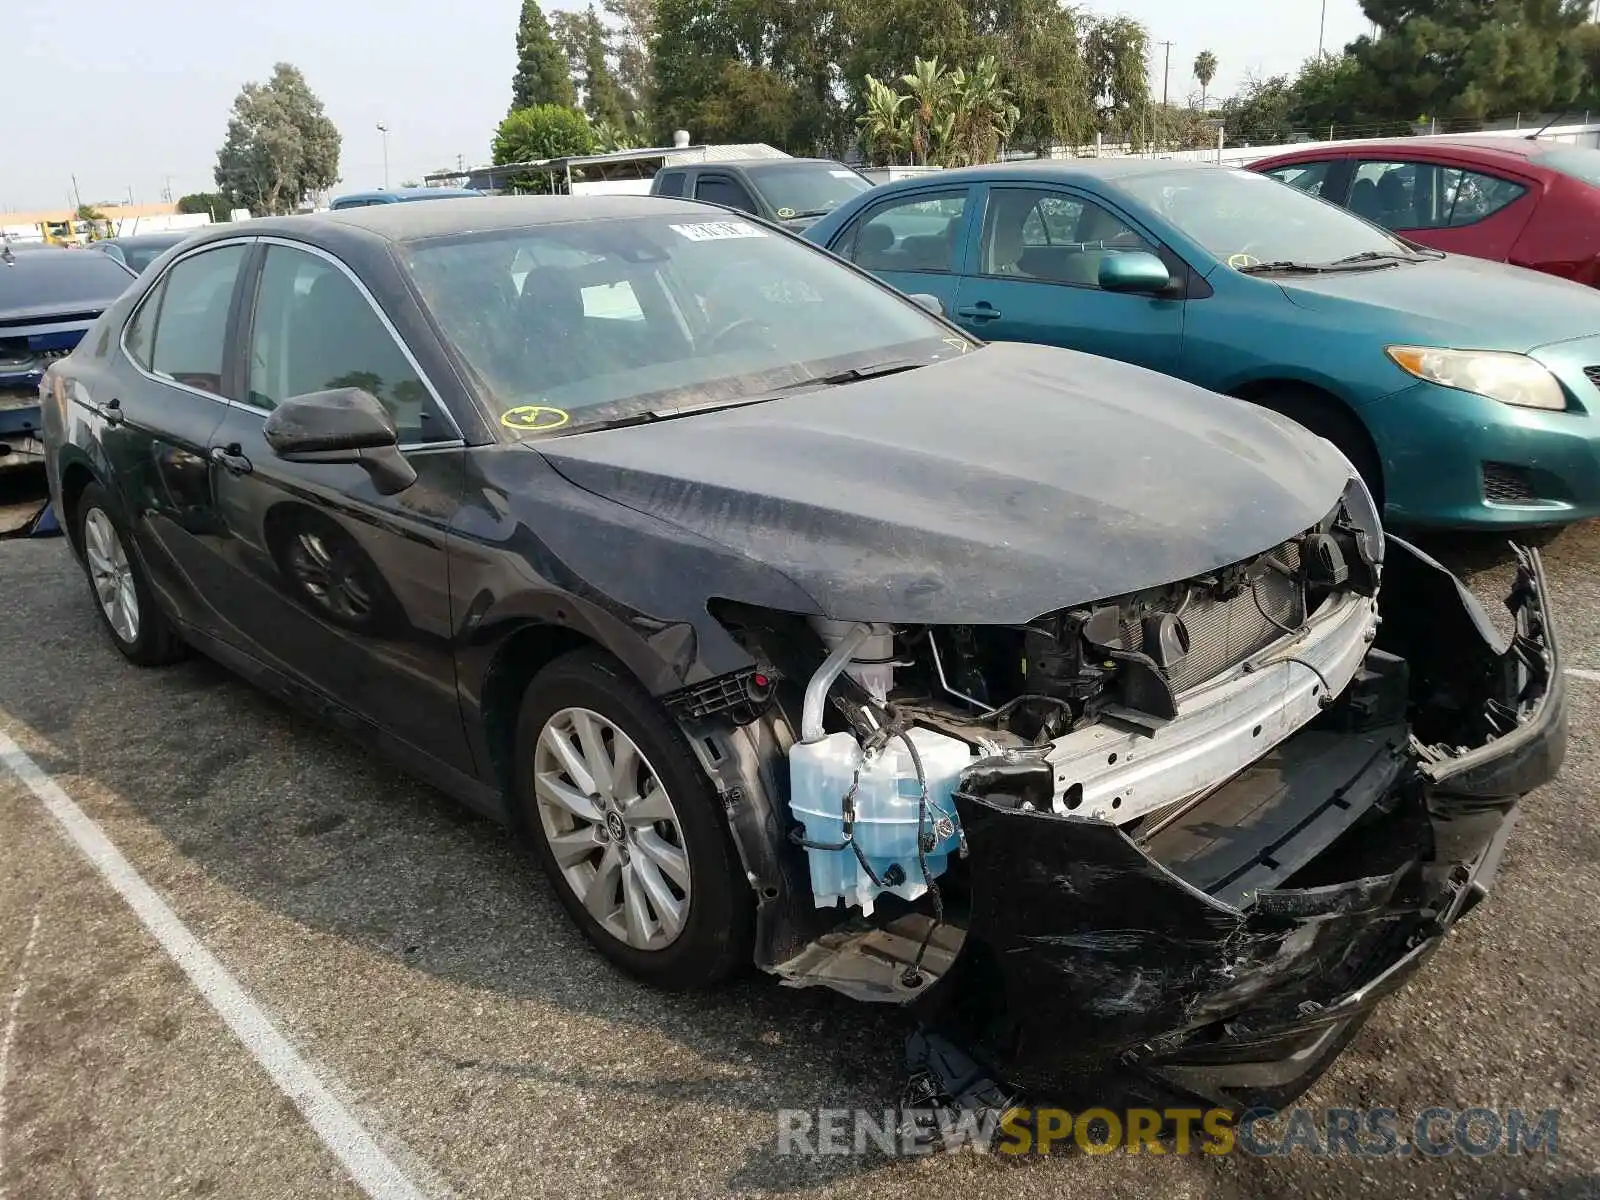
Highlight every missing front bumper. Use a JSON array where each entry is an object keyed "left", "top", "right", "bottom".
[{"left": 912, "top": 540, "right": 1564, "bottom": 1111}]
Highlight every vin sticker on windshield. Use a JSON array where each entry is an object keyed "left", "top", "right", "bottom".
[{"left": 669, "top": 221, "right": 767, "bottom": 242}]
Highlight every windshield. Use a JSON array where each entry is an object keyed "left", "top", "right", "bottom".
[
  {"left": 1119, "top": 167, "right": 1414, "bottom": 269},
  {"left": 402, "top": 214, "right": 971, "bottom": 435},
  {"left": 0, "top": 249, "right": 134, "bottom": 313},
  {"left": 748, "top": 164, "right": 873, "bottom": 219},
  {"left": 1535, "top": 145, "right": 1600, "bottom": 188}
]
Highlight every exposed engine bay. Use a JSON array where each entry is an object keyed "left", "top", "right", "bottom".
[{"left": 674, "top": 481, "right": 1564, "bottom": 1110}]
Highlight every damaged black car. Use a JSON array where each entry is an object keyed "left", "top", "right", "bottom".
[{"left": 42, "top": 197, "right": 1565, "bottom": 1111}]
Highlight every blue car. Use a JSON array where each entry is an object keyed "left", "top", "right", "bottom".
[
  {"left": 804, "top": 160, "right": 1600, "bottom": 529},
  {"left": 330, "top": 187, "right": 483, "bottom": 210}
]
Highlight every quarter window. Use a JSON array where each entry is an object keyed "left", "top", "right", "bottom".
[
  {"left": 1350, "top": 160, "right": 1527, "bottom": 229},
  {"left": 841, "top": 189, "right": 969, "bottom": 274},
  {"left": 246, "top": 245, "right": 450, "bottom": 443},
  {"left": 127, "top": 244, "right": 247, "bottom": 395},
  {"left": 654, "top": 172, "right": 686, "bottom": 197},
  {"left": 979, "top": 188, "right": 1154, "bottom": 287}
]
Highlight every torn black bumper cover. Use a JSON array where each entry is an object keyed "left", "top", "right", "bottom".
[{"left": 914, "top": 538, "right": 1565, "bottom": 1112}]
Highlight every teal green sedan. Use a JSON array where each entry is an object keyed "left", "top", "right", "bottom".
[{"left": 803, "top": 159, "right": 1600, "bottom": 529}]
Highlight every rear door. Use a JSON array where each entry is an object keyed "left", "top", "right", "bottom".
[
  {"left": 97, "top": 239, "right": 253, "bottom": 631},
  {"left": 202, "top": 238, "right": 474, "bottom": 772},
  {"left": 826, "top": 185, "right": 974, "bottom": 317},
  {"left": 1345, "top": 157, "right": 1537, "bottom": 260},
  {"left": 948, "top": 184, "right": 1185, "bottom": 371}
]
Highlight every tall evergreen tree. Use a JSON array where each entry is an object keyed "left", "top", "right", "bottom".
[
  {"left": 582, "top": 6, "right": 629, "bottom": 126},
  {"left": 510, "top": 0, "right": 576, "bottom": 112}
]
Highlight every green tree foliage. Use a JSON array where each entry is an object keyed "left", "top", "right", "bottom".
[
  {"left": 1217, "top": 73, "right": 1299, "bottom": 145},
  {"left": 213, "top": 63, "right": 340, "bottom": 216},
  {"left": 176, "top": 192, "right": 231, "bottom": 222},
  {"left": 1085, "top": 16, "right": 1153, "bottom": 149},
  {"left": 511, "top": 0, "right": 577, "bottom": 112},
  {"left": 1347, "top": 0, "right": 1589, "bottom": 123},
  {"left": 1193, "top": 49, "right": 1217, "bottom": 111},
  {"left": 859, "top": 55, "right": 1017, "bottom": 166},
  {"left": 603, "top": 0, "right": 656, "bottom": 126},
  {"left": 495, "top": 104, "right": 597, "bottom": 163},
  {"left": 582, "top": 7, "right": 630, "bottom": 127}
]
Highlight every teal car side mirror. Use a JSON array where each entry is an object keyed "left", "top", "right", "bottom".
[{"left": 1099, "top": 252, "right": 1172, "bottom": 295}]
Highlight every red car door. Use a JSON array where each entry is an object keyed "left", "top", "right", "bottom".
[{"left": 1345, "top": 155, "right": 1539, "bottom": 262}]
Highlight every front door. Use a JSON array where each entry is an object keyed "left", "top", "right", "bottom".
[
  {"left": 204, "top": 240, "right": 474, "bottom": 773},
  {"left": 949, "top": 185, "right": 1185, "bottom": 371},
  {"left": 1346, "top": 158, "right": 1537, "bottom": 261},
  {"left": 100, "top": 240, "right": 252, "bottom": 631}
]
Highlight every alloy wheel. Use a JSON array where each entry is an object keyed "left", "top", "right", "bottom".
[
  {"left": 83, "top": 507, "right": 140, "bottom": 644},
  {"left": 532, "top": 706, "right": 693, "bottom": 951}
]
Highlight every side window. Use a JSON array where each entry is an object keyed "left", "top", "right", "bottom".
[
  {"left": 247, "top": 245, "right": 451, "bottom": 444},
  {"left": 980, "top": 188, "right": 1154, "bottom": 288},
  {"left": 1441, "top": 168, "right": 1527, "bottom": 227},
  {"left": 654, "top": 171, "right": 686, "bottom": 197},
  {"left": 841, "top": 189, "right": 969, "bottom": 274},
  {"left": 1264, "top": 161, "right": 1336, "bottom": 197},
  {"left": 135, "top": 244, "right": 248, "bottom": 395},
  {"left": 695, "top": 176, "right": 758, "bottom": 214},
  {"left": 1350, "top": 160, "right": 1525, "bottom": 230}
]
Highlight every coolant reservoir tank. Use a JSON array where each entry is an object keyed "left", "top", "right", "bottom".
[{"left": 788, "top": 727, "right": 972, "bottom": 915}]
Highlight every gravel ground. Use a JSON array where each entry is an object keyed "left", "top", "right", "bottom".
[{"left": 0, "top": 525, "right": 1597, "bottom": 1200}]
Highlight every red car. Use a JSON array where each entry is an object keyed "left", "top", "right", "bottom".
[{"left": 1251, "top": 136, "right": 1600, "bottom": 287}]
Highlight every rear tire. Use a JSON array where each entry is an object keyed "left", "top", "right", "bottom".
[
  {"left": 1253, "top": 387, "right": 1384, "bottom": 508},
  {"left": 75, "top": 482, "right": 185, "bottom": 667},
  {"left": 512, "top": 648, "right": 754, "bottom": 989}
]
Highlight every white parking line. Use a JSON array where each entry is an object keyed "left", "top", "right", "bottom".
[
  {"left": 0, "top": 909, "right": 41, "bottom": 1198},
  {"left": 1568, "top": 669, "right": 1600, "bottom": 684},
  {"left": 0, "top": 730, "right": 433, "bottom": 1200}
]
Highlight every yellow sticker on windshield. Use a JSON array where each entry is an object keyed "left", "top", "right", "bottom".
[
  {"left": 776, "top": 207, "right": 797, "bottom": 220},
  {"left": 501, "top": 405, "right": 571, "bottom": 433}
]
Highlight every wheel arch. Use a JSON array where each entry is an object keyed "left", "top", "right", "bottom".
[
  {"left": 1227, "top": 377, "right": 1386, "bottom": 506},
  {"left": 58, "top": 454, "right": 102, "bottom": 558}
]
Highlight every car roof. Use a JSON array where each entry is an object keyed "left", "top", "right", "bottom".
[
  {"left": 707, "top": 158, "right": 852, "bottom": 172},
  {"left": 102, "top": 230, "right": 201, "bottom": 247},
  {"left": 213, "top": 195, "right": 729, "bottom": 245},
  {"left": 1256, "top": 136, "right": 1552, "bottom": 167},
  {"left": 863, "top": 157, "right": 1221, "bottom": 191}
]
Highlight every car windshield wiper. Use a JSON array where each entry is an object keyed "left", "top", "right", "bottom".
[
  {"left": 552, "top": 396, "right": 778, "bottom": 434},
  {"left": 777, "top": 358, "right": 927, "bottom": 389},
  {"left": 783, "top": 207, "right": 834, "bottom": 219},
  {"left": 1327, "top": 249, "right": 1436, "bottom": 265},
  {"left": 1234, "top": 260, "right": 1342, "bottom": 275}
]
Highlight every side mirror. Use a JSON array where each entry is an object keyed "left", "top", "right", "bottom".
[
  {"left": 907, "top": 292, "right": 945, "bottom": 316},
  {"left": 1098, "top": 251, "right": 1173, "bottom": 295},
  {"left": 263, "top": 387, "right": 417, "bottom": 495}
]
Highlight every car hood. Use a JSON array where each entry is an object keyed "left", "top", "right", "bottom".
[
  {"left": 533, "top": 342, "right": 1354, "bottom": 624},
  {"left": 1273, "top": 253, "right": 1600, "bottom": 352}
]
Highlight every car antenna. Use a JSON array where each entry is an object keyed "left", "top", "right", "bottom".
[{"left": 1527, "top": 110, "right": 1569, "bottom": 141}]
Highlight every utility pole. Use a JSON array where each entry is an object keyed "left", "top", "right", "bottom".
[
  {"left": 70, "top": 173, "right": 83, "bottom": 212},
  {"left": 1319, "top": 0, "right": 1328, "bottom": 57},
  {"left": 377, "top": 123, "right": 391, "bottom": 189},
  {"left": 1159, "top": 41, "right": 1174, "bottom": 107}
]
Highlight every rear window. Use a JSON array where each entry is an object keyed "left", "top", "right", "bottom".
[
  {"left": 0, "top": 250, "right": 134, "bottom": 313},
  {"left": 654, "top": 172, "right": 686, "bottom": 197},
  {"left": 1535, "top": 145, "right": 1600, "bottom": 188}
]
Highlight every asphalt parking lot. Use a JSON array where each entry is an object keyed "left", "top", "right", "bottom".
[{"left": 1, "top": 521, "right": 1599, "bottom": 1200}]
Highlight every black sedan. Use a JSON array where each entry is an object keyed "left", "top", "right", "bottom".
[{"left": 41, "top": 197, "right": 1565, "bottom": 1112}]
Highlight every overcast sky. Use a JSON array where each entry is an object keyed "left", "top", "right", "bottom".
[{"left": 3, "top": 0, "right": 1372, "bottom": 212}]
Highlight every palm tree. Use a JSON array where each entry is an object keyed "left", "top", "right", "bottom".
[
  {"left": 1193, "top": 50, "right": 1218, "bottom": 113},
  {"left": 857, "top": 74, "right": 911, "bottom": 165},
  {"left": 949, "top": 56, "right": 1019, "bottom": 166},
  {"left": 901, "top": 57, "right": 953, "bottom": 166}
]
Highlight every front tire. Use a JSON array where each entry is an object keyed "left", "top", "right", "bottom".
[
  {"left": 75, "top": 482, "right": 185, "bottom": 667},
  {"left": 513, "top": 648, "right": 754, "bottom": 988}
]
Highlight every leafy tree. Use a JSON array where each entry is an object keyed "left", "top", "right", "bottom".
[
  {"left": 176, "top": 192, "right": 231, "bottom": 222},
  {"left": 1218, "top": 73, "right": 1299, "bottom": 145},
  {"left": 1085, "top": 15, "right": 1153, "bottom": 148},
  {"left": 842, "top": 0, "right": 976, "bottom": 118},
  {"left": 603, "top": 0, "right": 656, "bottom": 128},
  {"left": 493, "top": 104, "right": 596, "bottom": 190},
  {"left": 944, "top": 56, "right": 1019, "bottom": 164},
  {"left": 901, "top": 57, "right": 954, "bottom": 165},
  {"left": 510, "top": 0, "right": 576, "bottom": 112},
  {"left": 1194, "top": 49, "right": 1217, "bottom": 111},
  {"left": 994, "top": 0, "right": 1092, "bottom": 156},
  {"left": 581, "top": 7, "right": 629, "bottom": 127},
  {"left": 1346, "top": 0, "right": 1589, "bottom": 123},
  {"left": 857, "top": 73, "right": 911, "bottom": 163},
  {"left": 76, "top": 203, "right": 105, "bottom": 222},
  {"left": 213, "top": 63, "right": 341, "bottom": 216}
]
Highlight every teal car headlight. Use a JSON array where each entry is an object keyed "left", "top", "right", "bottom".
[{"left": 1385, "top": 345, "right": 1567, "bottom": 411}]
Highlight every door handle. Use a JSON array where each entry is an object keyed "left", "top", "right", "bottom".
[
  {"left": 210, "top": 444, "right": 253, "bottom": 475},
  {"left": 955, "top": 303, "right": 1002, "bottom": 321},
  {"left": 103, "top": 398, "right": 124, "bottom": 427}
]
